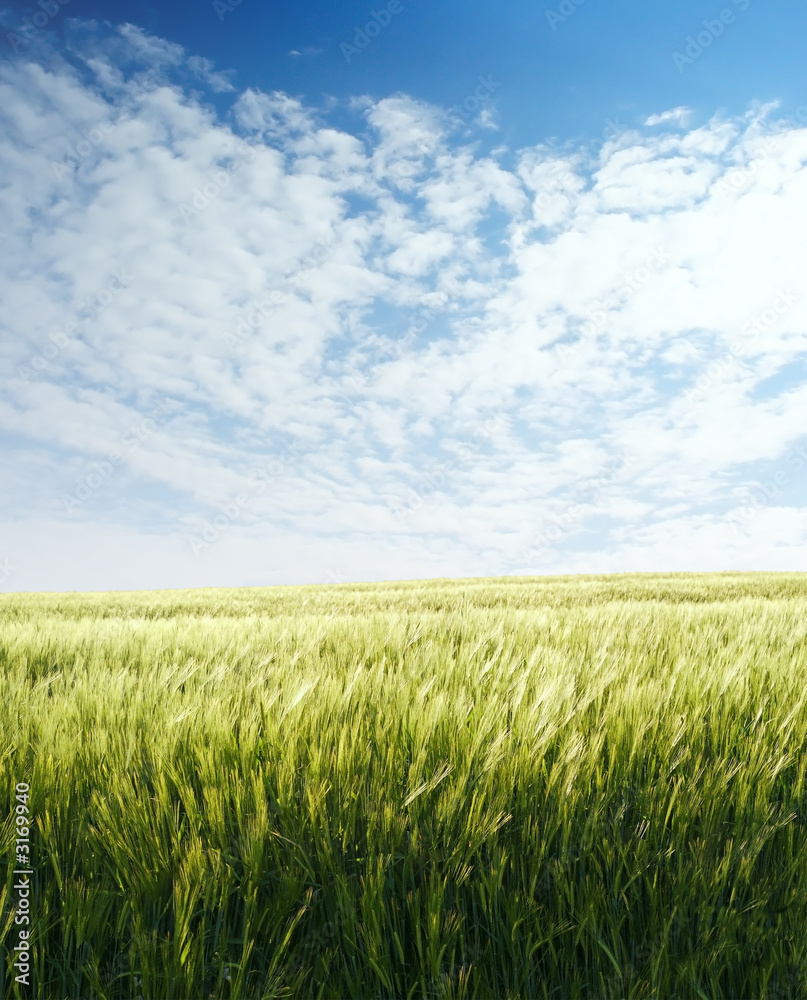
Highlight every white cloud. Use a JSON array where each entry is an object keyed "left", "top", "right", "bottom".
[
  {"left": 477, "top": 108, "right": 499, "bottom": 131},
  {"left": 645, "top": 106, "right": 693, "bottom": 127},
  {"left": 234, "top": 89, "right": 317, "bottom": 140},
  {"left": 1, "top": 24, "right": 807, "bottom": 592}
]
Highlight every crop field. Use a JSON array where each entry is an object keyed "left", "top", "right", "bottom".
[{"left": 1, "top": 573, "right": 807, "bottom": 999}]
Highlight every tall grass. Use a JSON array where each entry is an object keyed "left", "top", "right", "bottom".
[{"left": 1, "top": 572, "right": 806, "bottom": 999}]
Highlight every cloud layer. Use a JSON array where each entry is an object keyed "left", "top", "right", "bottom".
[{"left": 2, "top": 23, "right": 807, "bottom": 590}]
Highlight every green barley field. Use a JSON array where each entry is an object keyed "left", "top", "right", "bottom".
[{"left": 2, "top": 573, "right": 807, "bottom": 1000}]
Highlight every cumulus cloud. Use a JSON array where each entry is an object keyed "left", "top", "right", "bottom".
[{"left": 1, "top": 23, "right": 807, "bottom": 590}]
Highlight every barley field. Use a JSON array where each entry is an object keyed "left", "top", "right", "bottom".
[{"left": 1, "top": 573, "right": 806, "bottom": 1000}]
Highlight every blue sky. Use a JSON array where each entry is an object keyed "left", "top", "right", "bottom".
[
  {"left": 1, "top": 0, "right": 806, "bottom": 591},
  {"left": 9, "top": 0, "right": 805, "bottom": 150}
]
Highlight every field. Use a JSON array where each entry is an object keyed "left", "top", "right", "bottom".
[{"left": 1, "top": 573, "right": 807, "bottom": 999}]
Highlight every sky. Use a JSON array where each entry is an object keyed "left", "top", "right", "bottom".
[{"left": 1, "top": 0, "right": 806, "bottom": 592}]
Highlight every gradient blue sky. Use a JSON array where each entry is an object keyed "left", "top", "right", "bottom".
[
  {"left": 7, "top": 0, "right": 807, "bottom": 146},
  {"left": 1, "top": 0, "right": 806, "bottom": 590}
]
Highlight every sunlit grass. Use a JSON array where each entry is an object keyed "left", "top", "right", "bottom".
[{"left": 1, "top": 572, "right": 806, "bottom": 998}]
